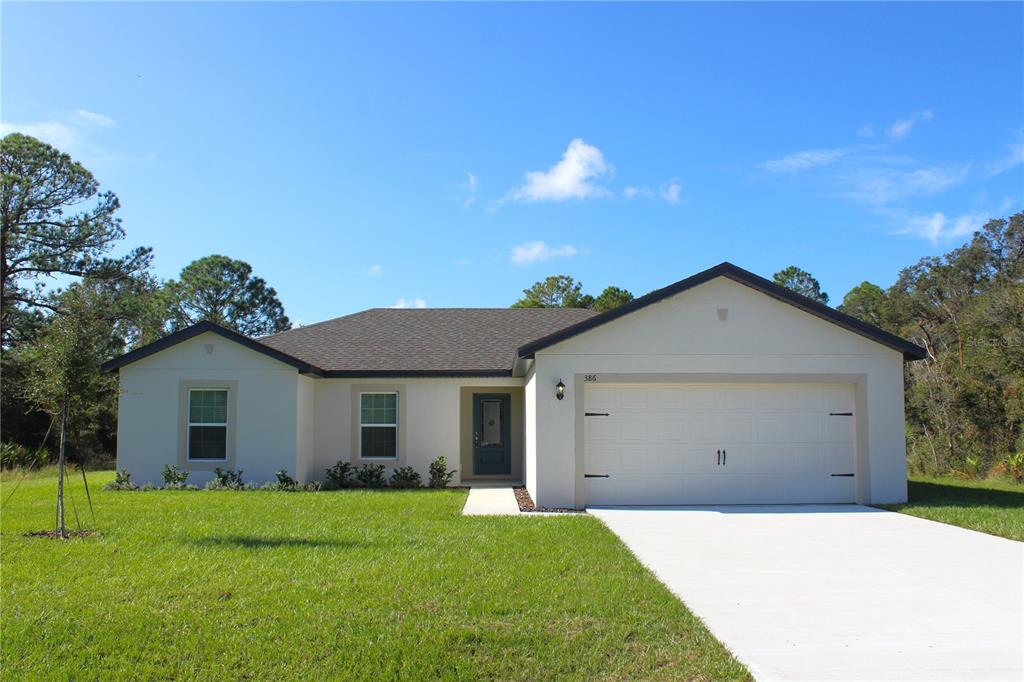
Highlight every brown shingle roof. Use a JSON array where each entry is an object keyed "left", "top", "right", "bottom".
[{"left": 259, "top": 308, "right": 597, "bottom": 375}]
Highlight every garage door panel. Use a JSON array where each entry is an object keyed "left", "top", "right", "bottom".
[{"left": 584, "top": 383, "right": 856, "bottom": 505}]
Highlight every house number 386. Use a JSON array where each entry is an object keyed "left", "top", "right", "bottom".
[{"left": 584, "top": 374, "right": 599, "bottom": 382}]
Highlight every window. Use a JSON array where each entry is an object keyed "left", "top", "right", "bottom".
[
  {"left": 188, "top": 389, "right": 228, "bottom": 460},
  {"left": 360, "top": 392, "right": 397, "bottom": 459}
]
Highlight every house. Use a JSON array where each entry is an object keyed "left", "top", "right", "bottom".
[{"left": 101, "top": 262, "right": 926, "bottom": 508}]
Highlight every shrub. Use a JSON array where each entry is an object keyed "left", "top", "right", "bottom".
[
  {"left": 428, "top": 456, "right": 458, "bottom": 488},
  {"left": 0, "top": 442, "right": 50, "bottom": 469},
  {"left": 259, "top": 471, "right": 321, "bottom": 492},
  {"left": 325, "top": 461, "right": 356, "bottom": 488},
  {"left": 103, "top": 469, "right": 139, "bottom": 491},
  {"left": 1005, "top": 452, "right": 1024, "bottom": 484},
  {"left": 355, "top": 463, "right": 387, "bottom": 488},
  {"left": 206, "top": 467, "right": 247, "bottom": 490},
  {"left": 162, "top": 464, "right": 190, "bottom": 487},
  {"left": 390, "top": 466, "right": 421, "bottom": 488}
]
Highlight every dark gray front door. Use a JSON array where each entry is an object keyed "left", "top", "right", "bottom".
[{"left": 473, "top": 393, "right": 511, "bottom": 476}]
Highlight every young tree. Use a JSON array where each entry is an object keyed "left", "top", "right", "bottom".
[
  {"left": 21, "top": 281, "right": 123, "bottom": 537},
  {"left": 591, "top": 286, "right": 634, "bottom": 312},
  {"left": 511, "top": 275, "right": 593, "bottom": 308},
  {"left": 772, "top": 266, "right": 829, "bottom": 304},
  {"left": 165, "top": 255, "right": 291, "bottom": 336},
  {"left": 0, "top": 133, "right": 151, "bottom": 345}
]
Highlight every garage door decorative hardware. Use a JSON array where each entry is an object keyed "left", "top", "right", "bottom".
[
  {"left": 584, "top": 474, "right": 610, "bottom": 478},
  {"left": 831, "top": 473, "right": 855, "bottom": 477},
  {"left": 717, "top": 449, "right": 727, "bottom": 465},
  {"left": 585, "top": 412, "right": 610, "bottom": 417},
  {"left": 829, "top": 412, "right": 853, "bottom": 416}
]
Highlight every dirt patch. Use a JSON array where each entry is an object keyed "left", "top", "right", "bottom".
[
  {"left": 24, "top": 529, "right": 100, "bottom": 540},
  {"left": 513, "top": 486, "right": 582, "bottom": 514}
]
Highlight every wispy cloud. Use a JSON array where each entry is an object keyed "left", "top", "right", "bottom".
[
  {"left": 857, "top": 125, "right": 875, "bottom": 139},
  {"left": 841, "top": 163, "right": 971, "bottom": 205},
  {"left": 660, "top": 179, "right": 681, "bottom": 204},
  {"left": 987, "top": 138, "right": 1024, "bottom": 176},
  {"left": 622, "top": 185, "right": 653, "bottom": 199},
  {"left": 759, "top": 148, "right": 846, "bottom": 173},
  {"left": 365, "top": 264, "right": 383, "bottom": 276},
  {"left": 455, "top": 259, "right": 472, "bottom": 267},
  {"left": 0, "top": 109, "right": 121, "bottom": 160},
  {"left": 76, "top": 109, "right": 114, "bottom": 127},
  {"left": 510, "top": 240, "right": 580, "bottom": 266},
  {"left": 391, "top": 298, "right": 427, "bottom": 309},
  {"left": 461, "top": 172, "right": 478, "bottom": 208},
  {"left": 509, "top": 139, "right": 612, "bottom": 202},
  {"left": 898, "top": 211, "right": 987, "bottom": 245},
  {"left": 886, "top": 110, "right": 933, "bottom": 140},
  {"left": 0, "top": 120, "right": 78, "bottom": 148}
]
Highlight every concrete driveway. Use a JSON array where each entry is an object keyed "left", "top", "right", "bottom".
[{"left": 589, "top": 505, "right": 1023, "bottom": 682}]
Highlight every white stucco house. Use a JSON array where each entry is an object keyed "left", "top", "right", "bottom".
[{"left": 102, "top": 262, "right": 926, "bottom": 508}]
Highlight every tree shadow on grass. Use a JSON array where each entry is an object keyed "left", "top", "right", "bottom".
[
  {"left": 191, "top": 535, "right": 365, "bottom": 549},
  {"left": 898, "top": 480, "right": 1024, "bottom": 509}
]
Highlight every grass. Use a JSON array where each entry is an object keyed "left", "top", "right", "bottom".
[
  {"left": 1, "top": 470, "right": 748, "bottom": 681},
  {"left": 880, "top": 475, "right": 1024, "bottom": 541}
]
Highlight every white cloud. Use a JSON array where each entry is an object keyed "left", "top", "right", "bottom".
[
  {"left": 759, "top": 148, "right": 845, "bottom": 173},
  {"left": 76, "top": 109, "right": 114, "bottom": 127},
  {"left": 462, "top": 172, "right": 477, "bottom": 207},
  {"left": 509, "top": 139, "right": 612, "bottom": 202},
  {"left": 510, "top": 240, "right": 580, "bottom": 266},
  {"left": 857, "top": 125, "right": 875, "bottom": 138},
  {"left": 987, "top": 140, "right": 1024, "bottom": 176},
  {"left": 899, "top": 211, "right": 987, "bottom": 244},
  {"left": 842, "top": 163, "right": 971, "bottom": 205},
  {"left": 455, "top": 259, "right": 472, "bottom": 267},
  {"left": 0, "top": 120, "right": 78, "bottom": 149},
  {"left": 365, "top": 264, "right": 383, "bottom": 276},
  {"left": 887, "top": 110, "right": 933, "bottom": 140},
  {"left": 660, "top": 179, "right": 681, "bottom": 204},
  {"left": 391, "top": 298, "right": 427, "bottom": 309},
  {"left": 622, "top": 185, "right": 653, "bottom": 199}
]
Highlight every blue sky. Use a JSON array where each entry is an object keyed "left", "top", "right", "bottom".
[{"left": 4, "top": 2, "right": 1022, "bottom": 325}]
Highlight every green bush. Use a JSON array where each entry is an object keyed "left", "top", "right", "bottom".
[
  {"left": 428, "top": 456, "right": 458, "bottom": 488},
  {"left": 0, "top": 442, "right": 50, "bottom": 469},
  {"left": 390, "top": 466, "right": 421, "bottom": 488},
  {"left": 103, "top": 469, "right": 139, "bottom": 491},
  {"left": 275, "top": 469, "right": 297, "bottom": 487},
  {"left": 206, "top": 467, "right": 248, "bottom": 490},
  {"left": 162, "top": 464, "right": 190, "bottom": 487},
  {"left": 325, "top": 461, "right": 356, "bottom": 488},
  {"left": 1005, "top": 452, "right": 1024, "bottom": 484},
  {"left": 355, "top": 463, "right": 387, "bottom": 488}
]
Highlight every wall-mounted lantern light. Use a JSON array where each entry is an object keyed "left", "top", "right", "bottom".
[{"left": 555, "top": 379, "right": 566, "bottom": 400}]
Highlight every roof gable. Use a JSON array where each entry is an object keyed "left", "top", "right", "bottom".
[
  {"left": 516, "top": 262, "right": 927, "bottom": 361},
  {"left": 100, "top": 321, "right": 324, "bottom": 375}
]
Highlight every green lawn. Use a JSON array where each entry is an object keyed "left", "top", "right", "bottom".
[
  {"left": 1, "top": 470, "right": 748, "bottom": 681},
  {"left": 880, "top": 475, "right": 1024, "bottom": 541}
]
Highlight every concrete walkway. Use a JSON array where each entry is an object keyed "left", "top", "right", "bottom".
[
  {"left": 462, "top": 486, "right": 521, "bottom": 515},
  {"left": 590, "top": 505, "right": 1024, "bottom": 682}
]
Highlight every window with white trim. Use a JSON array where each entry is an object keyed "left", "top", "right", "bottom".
[
  {"left": 360, "top": 392, "right": 397, "bottom": 459},
  {"left": 187, "top": 389, "right": 228, "bottom": 460}
]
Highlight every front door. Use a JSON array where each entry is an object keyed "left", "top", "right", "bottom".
[{"left": 473, "top": 393, "right": 511, "bottom": 476}]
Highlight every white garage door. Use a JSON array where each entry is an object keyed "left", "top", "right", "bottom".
[{"left": 584, "top": 383, "right": 856, "bottom": 505}]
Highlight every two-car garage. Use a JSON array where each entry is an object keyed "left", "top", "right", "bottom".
[{"left": 583, "top": 383, "right": 858, "bottom": 505}]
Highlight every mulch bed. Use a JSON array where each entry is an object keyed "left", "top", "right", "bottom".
[
  {"left": 513, "top": 486, "right": 583, "bottom": 514},
  {"left": 24, "top": 529, "right": 100, "bottom": 540}
]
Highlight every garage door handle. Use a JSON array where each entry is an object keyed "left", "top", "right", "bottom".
[
  {"left": 722, "top": 449, "right": 726, "bottom": 465},
  {"left": 831, "top": 473, "right": 855, "bottom": 477},
  {"left": 584, "top": 474, "right": 610, "bottom": 478},
  {"left": 716, "top": 449, "right": 721, "bottom": 465}
]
